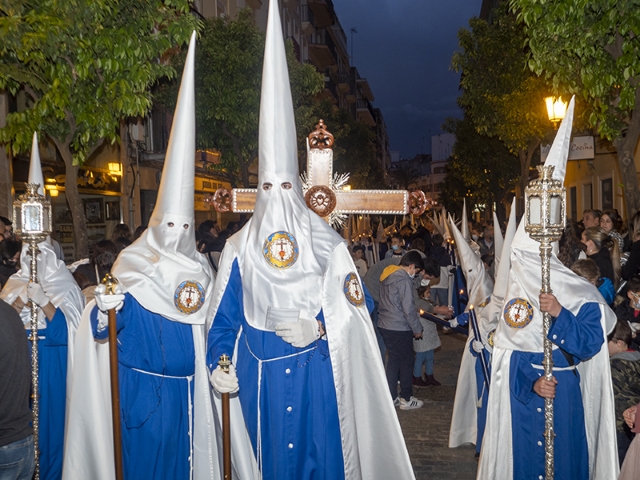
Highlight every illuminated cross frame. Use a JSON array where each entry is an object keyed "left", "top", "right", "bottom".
[{"left": 210, "top": 120, "right": 430, "bottom": 224}]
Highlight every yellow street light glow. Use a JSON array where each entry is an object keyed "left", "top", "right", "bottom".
[
  {"left": 108, "top": 162, "right": 122, "bottom": 175},
  {"left": 545, "top": 96, "right": 568, "bottom": 126}
]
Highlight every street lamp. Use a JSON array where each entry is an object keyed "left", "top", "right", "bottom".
[
  {"left": 524, "top": 164, "right": 566, "bottom": 480},
  {"left": 13, "top": 182, "right": 52, "bottom": 480},
  {"left": 545, "top": 96, "right": 568, "bottom": 128}
]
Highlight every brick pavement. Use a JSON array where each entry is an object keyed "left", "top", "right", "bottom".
[{"left": 395, "top": 331, "right": 478, "bottom": 480}]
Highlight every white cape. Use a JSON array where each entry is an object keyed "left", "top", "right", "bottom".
[{"left": 207, "top": 240, "right": 416, "bottom": 480}]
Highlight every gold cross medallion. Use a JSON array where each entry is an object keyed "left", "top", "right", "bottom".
[
  {"left": 174, "top": 280, "right": 205, "bottom": 314},
  {"left": 503, "top": 298, "right": 534, "bottom": 329},
  {"left": 343, "top": 272, "right": 365, "bottom": 308},
  {"left": 263, "top": 231, "right": 299, "bottom": 270}
]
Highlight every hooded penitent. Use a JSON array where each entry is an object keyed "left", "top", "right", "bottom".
[
  {"left": 62, "top": 33, "right": 222, "bottom": 480},
  {"left": 206, "top": 0, "right": 415, "bottom": 478},
  {"left": 478, "top": 96, "right": 619, "bottom": 479}
]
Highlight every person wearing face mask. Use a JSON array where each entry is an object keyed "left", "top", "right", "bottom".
[
  {"left": 63, "top": 34, "right": 221, "bottom": 480},
  {"left": 0, "top": 239, "right": 21, "bottom": 289},
  {"left": 477, "top": 226, "right": 495, "bottom": 257},
  {"left": 378, "top": 251, "right": 425, "bottom": 409},
  {"left": 384, "top": 232, "right": 406, "bottom": 259}
]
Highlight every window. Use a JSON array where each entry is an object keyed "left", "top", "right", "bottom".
[{"left": 601, "top": 178, "right": 613, "bottom": 210}]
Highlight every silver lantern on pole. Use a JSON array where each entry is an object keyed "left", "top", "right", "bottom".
[
  {"left": 13, "top": 182, "right": 52, "bottom": 480},
  {"left": 524, "top": 164, "right": 566, "bottom": 480}
]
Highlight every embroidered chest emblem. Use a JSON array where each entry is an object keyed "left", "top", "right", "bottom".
[
  {"left": 503, "top": 298, "right": 534, "bottom": 329},
  {"left": 174, "top": 280, "right": 205, "bottom": 314},
  {"left": 263, "top": 231, "right": 299, "bottom": 269},
  {"left": 344, "top": 272, "right": 365, "bottom": 308}
]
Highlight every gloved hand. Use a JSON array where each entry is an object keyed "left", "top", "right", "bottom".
[
  {"left": 209, "top": 365, "right": 239, "bottom": 394},
  {"left": 472, "top": 340, "right": 484, "bottom": 353},
  {"left": 94, "top": 283, "right": 125, "bottom": 313},
  {"left": 275, "top": 318, "right": 320, "bottom": 348},
  {"left": 27, "top": 283, "right": 50, "bottom": 307},
  {"left": 449, "top": 318, "right": 459, "bottom": 329}
]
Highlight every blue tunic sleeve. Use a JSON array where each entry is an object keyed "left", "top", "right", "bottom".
[
  {"left": 207, "top": 260, "right": 244, "bottom": 372},
  {"left": 547, "top": 303, "right": 603, "bottom": 361},
  {"left": 90, "top": 294, "right": 129, "bottom": 341},
  {"left": 457, "top": 312, "right": 470, "bottom": 327},
  {"left": 45, "top": 308, "right": 69, "bottom": 346},
  {"left": 510, "top": 351, "right": 542, "bottom": 405}
]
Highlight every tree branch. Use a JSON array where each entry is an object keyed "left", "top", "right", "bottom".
[
  {"left": 23, "top": 85, "right": 41, "bottom": 103},
  {"left": 63, "top": 56, "right": 78, "bottom": 82}
]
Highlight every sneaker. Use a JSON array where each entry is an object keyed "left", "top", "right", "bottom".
[
  {"left": 399, "top": 396, "right": 423, "bottom": 410},
  {"left": 393, "top": 397, "right": 400, "bottom": 407}
]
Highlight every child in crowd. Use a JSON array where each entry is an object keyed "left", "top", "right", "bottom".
[
  {"left": 352, "top": 245, "right": 368, "bottom": 276},
  {"left": 412, "top": 285, "right": 452, "bottom": 386},
  {"left": 608, "top": 320, "right": 640, "bottom": 465},
  {"left": 571, "top": 258, "right": 615, "bottom": 305},
  {"left": 385, "top": 233, "right": 406, "bottom": 259}
]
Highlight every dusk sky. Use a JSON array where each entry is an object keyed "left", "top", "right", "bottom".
[{"left": 332, "top": 0, "right": 483, "bottom": 159}]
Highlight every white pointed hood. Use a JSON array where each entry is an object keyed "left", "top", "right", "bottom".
[
  {"left": 449, "top": 215, "right": 493, "bottom": 312},
  {"left": 111, "top": 32, "right": 215, "bottom": 325},
  {"left": 461, "top": 199, "right": 470, "bottom": 243},
  {"left": 493, "top": 209, "right": 504, "bottom": 270},
  {"left": 227, "top": 0, "right": 342, "bottom": 330},
  {"left": 28, "top": 132, "right": 45, "bottom": 195}
]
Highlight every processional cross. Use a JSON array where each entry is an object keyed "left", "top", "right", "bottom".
[{"left": 210, "top": 120, "right": 429, "bottom": 222}]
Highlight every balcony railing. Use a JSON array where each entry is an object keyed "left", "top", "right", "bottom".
[{"left": 299, "top": 4, "right": 314, "bottom": 24}]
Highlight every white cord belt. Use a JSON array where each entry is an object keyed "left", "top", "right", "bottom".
[{"left": 531, "top": 363, "right": 577, "bottom": 371}]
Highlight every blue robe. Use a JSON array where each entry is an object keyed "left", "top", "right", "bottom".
[
  {"left": 509, "top": 303, "right": 603, "bottom": 480},
  {"left": 32, "top": 308, "right": 68, "bottom": 480},
  {"left": 207, "top": 260, "right": 345, "bottom": 480},
  {"left": 90, "top": 294, "right": 195, "bottom": 480}
]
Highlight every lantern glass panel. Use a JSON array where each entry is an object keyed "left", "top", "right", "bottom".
[
  {"left": 23, "top": 203, "right": 41, "bottom": 233},
  {"left": 13, "top": 204, "right": 22, "bottom": 232},
  {"left": 550, "top": 195, "right": 563, "bottom": 226},
  {"left": 528, "top": 196, "right": 542, "bottom": 225}
]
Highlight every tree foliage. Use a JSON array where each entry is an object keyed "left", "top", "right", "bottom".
[
  {"left": 439, "top": 114, "right": 520, "bottom": 220},
  {"left": 451, "top": 4, "right": 552, "bottom": 211},
  {"left": 0, "top": 0, "right": 198, "bottom": 257},
  {"left": 510, "top": 0, "right": 640, "bottom": 217},
  {"left": 157, "top": 10, "right": 324, "bottom": 188}
]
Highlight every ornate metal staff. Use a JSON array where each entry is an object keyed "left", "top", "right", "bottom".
[
  {"left": 219, "top": 354, "right": 232, "bottom": 480},
  {"left": 524, "top": 165, "right": 566, "bottom": 480},
  {"left": 102, "top": 273, "right": 124, "bottom": 480},
  {"left": 13, "top": 183, "right": 53, "bottom": 480}
]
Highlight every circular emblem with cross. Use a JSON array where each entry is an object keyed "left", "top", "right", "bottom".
[
  {"left": 343, "top": 272, "right": 365, "bottom": 308},
  {"left": 263, "top": 231, "right": 299, "bottom": 269},
  {"left": 174, "top": 280, "right": 205, "bottom": 314},
  {"left": 503, "top": 298, "right": 534, "bottom": 329}
]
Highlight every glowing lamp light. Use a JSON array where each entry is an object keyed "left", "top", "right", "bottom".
[
  {"left": 342, "top": 185, "right": 351, "bottom": 191},
  {"left": 108, "top": 162, "right": 122, "bottom": 175},
  {"left": 545, "top": 96, "right": 568, "bottom": 127},
  {"left": 45, "top": 185, "right": 59, "bottom": 197}
]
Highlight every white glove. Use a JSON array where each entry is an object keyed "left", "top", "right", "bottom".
[
  {"left": 27, "top": 283, "right": 50, "bottom": 307},
  {"left": 275, "top": 318, "right": 320, "bottom": 348},
  {"left": 449, "top": 318, "right": 459, "bottom": 329},
  {"left": 472, "top": 340, "right": 484, "bottom": 353},
  {"left": 94, "top": 283, "right": 125, "bottom": 313},
  {"left": 209, "top": 365, "right": 239, "bottom": 394}
]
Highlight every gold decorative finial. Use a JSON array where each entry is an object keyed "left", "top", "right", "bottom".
[
  {"left": 101, "top": 273, "right": 119, "bottom": 295},
  {"left": 219, "top": 354, "right": 231, "bottom": 374}
]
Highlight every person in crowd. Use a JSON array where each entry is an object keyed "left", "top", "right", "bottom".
[
  {"left": 110, "top": 223, "right": 133, "bottom": 244},
  {"left": 217, "top": 229, "right": 232, "bottom": 242},
  {"left": 352, "top": 245, "right": 368, "bottom": 276},
  {"left": 133, "top": 225, "right": 147, "bottom": 240},
  {"left": 63, "top": 34, "right": 222, "bottom": 480},
  {"left": 477, "top": 226, "right": 494, "bottom": 257},
  {"left": 410, "top": 225, "right": 433, "bottom": 253},
  {"left": 225, "top": 221, "right": 239, "bottom": 234},
  {"left": 73, "top": 240, "right": 116, "bottom": 287},
  {"left": 608, "top": 320, "right": 640, "bottom": 465},
  {"left": 623, "top": 211, "right": 640, "bottom": 280},
  {"left": 481, "top": 253, "right": 494, "bottom": 279},
  {"left": 378, "top": 251, "right": 425, "bottom": 409},
  {"left": 198, "top": 219, "right": 219, "bottom": 238},
  {"left": 413, "top": 284, "right": 451, "bottom": 386},
  {"left": 601, "top": 209, "right": 626, "bottom": 252},
  {"left": 399, "top": 224, "right": 414, "bottom": 246},
  {"left": 582, "top": 209, "right": 602, "bottom": 229},
  {"left": 615, "top": 275, "right": 640, "bottom": 349},
  {"left": 0, "top": 239, "right": 21, "bottom": 289},
  {"left": 385, "top": 232, "right": 406, "bottom": 259},
  {"left": 621, "top": 402, "right": 640, "bottom": 479},
  {"left": 582, "top": 226, "right": 619, "bottom": 286},
  {"left": 113, "top": 236, "right": 131, "bottom": 256},
  {"left": 197, "top": 229, "right": 225, "bottom": 274},
  {"left": 0, "top": 216, "right": 13, "bottom": 241},
  {"left": 0, "top": 299, "right": 35, "bottom": 480},
  {"left": 571, "top": 258, "right": 615, "bottom": 305},
  {"left": 206, "top": 4, "right": 414, "bottom": 477},
  {"left": 558, "top": 218, "right": 586, "bottom": 268},
  {"left": 427, "top": 233, "right": 451, "bottom": 307}
]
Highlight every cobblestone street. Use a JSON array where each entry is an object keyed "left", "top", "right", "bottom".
[{"left": 396, "top": 331, "right": 478, "bottom": 480}]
